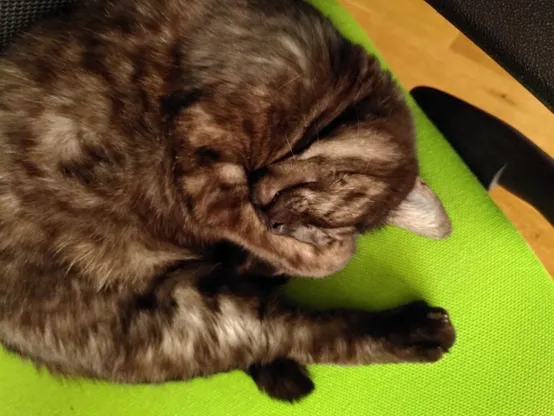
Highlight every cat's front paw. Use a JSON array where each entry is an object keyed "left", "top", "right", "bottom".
[{"left": 379, "top": 301, "right": 456, "bottom": 362}]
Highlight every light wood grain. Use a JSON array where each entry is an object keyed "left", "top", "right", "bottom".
[{"left": 339, "top": 0, "right": 553, "bottom": 275}]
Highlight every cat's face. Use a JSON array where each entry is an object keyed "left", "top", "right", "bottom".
[{"left": 254, "top": 174, "right": 451, "bottom": 246}]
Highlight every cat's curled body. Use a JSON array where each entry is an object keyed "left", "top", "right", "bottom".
[{"left": 0, "top": 0, "right": 454, "bottom": 401}]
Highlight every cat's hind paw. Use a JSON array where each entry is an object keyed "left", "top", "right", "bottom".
[{"left": 247, "top": 358, "right": 315, "bottom": 402}]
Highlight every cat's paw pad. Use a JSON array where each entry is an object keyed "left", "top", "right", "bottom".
[{"left": 384, "top": 301, "right": 456, "bottom": 362}]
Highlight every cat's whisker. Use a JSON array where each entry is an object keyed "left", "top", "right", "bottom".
[
  {"left": 355, "top": 104, "right": 360, "bottom": 141},
  {"left": 284, "top": 135, "right": 295, "bottom": 156},
  {"left": 277, "top": 72, "right": 302, "bottom": 91}
]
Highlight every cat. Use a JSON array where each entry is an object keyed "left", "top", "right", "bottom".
[{"left": 0, "top": 0, "right": 454, "bottom": 402}]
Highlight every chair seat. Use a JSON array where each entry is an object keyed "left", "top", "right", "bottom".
[{"left": 1, "top": 1, "right": 553, "bottom": 415}]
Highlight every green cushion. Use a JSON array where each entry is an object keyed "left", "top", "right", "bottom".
[{"left": 1, "top": 1, "right": 553, "bottom": 415}]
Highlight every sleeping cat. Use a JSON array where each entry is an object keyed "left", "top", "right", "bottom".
[{"left": 0, "top": 0, "right": 454, "bottom": 402}]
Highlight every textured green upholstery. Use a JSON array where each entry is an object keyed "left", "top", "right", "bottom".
[{"left": 1, "top": 1, "right": 553, "bottom": 414}]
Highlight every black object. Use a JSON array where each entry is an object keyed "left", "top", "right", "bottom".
[
  {"left": 412, "top": 87, "right": 554, "bottom": 225},
  {"left": 423, "top": 0, "right": 554, "bottom": 112},
  {"left": 0, "top": 0, "right": 78, "bottom": 51}
]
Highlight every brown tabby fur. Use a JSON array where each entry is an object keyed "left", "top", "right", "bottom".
[{"left": 0, "top": 0, "right": 455, "bottom": 402}]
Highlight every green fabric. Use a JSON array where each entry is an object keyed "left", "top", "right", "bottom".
[{"left": 1, "top": 1, "right": 553, "bottom": 415}]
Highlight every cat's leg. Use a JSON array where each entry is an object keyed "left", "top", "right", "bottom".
[
  {"left": 243, "top": 299, "right": 455, "bottom": 402},
  {"left": 181, "top": 163, "right": 355, "bottom": 277},
  {"left": 1, "top": 266, "right": 454, "bottom": 401},
  {"left": 195, "top": 266, "right": 455, "bottom": 402}
]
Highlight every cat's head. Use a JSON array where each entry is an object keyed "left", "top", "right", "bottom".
[{"left": 164, "top": 0, "right": 450, "bottom": 241}]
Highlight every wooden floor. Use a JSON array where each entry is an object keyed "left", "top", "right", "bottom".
[{"left": 339, "top": 0, "right": 554, "bottom": 276}]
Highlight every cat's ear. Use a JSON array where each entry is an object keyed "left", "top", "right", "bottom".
[{"left": 387, "top": 178, "right": 452, "bottom": 239}]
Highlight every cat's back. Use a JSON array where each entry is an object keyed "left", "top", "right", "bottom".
[
  {"left": 0, "top": 0, "right": 341, "bottom": 232},
  {"left": 0, "top": 0, "right": 217, "bottom": 293},
  {"left": 0, "top": 0, "right": 402, "bottom": 291}
]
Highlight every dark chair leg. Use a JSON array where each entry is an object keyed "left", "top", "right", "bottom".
[{"left": 411, "top": 86, "right": 554, "bottom": 225}]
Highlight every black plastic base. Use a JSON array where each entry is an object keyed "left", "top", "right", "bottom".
[{"left": 411, "top": 86, "right": 553, "bottom": 225}]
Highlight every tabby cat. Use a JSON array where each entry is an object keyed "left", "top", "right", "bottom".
[{"left": 0, "top": 0, "right": 454, "bottom": 401}]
